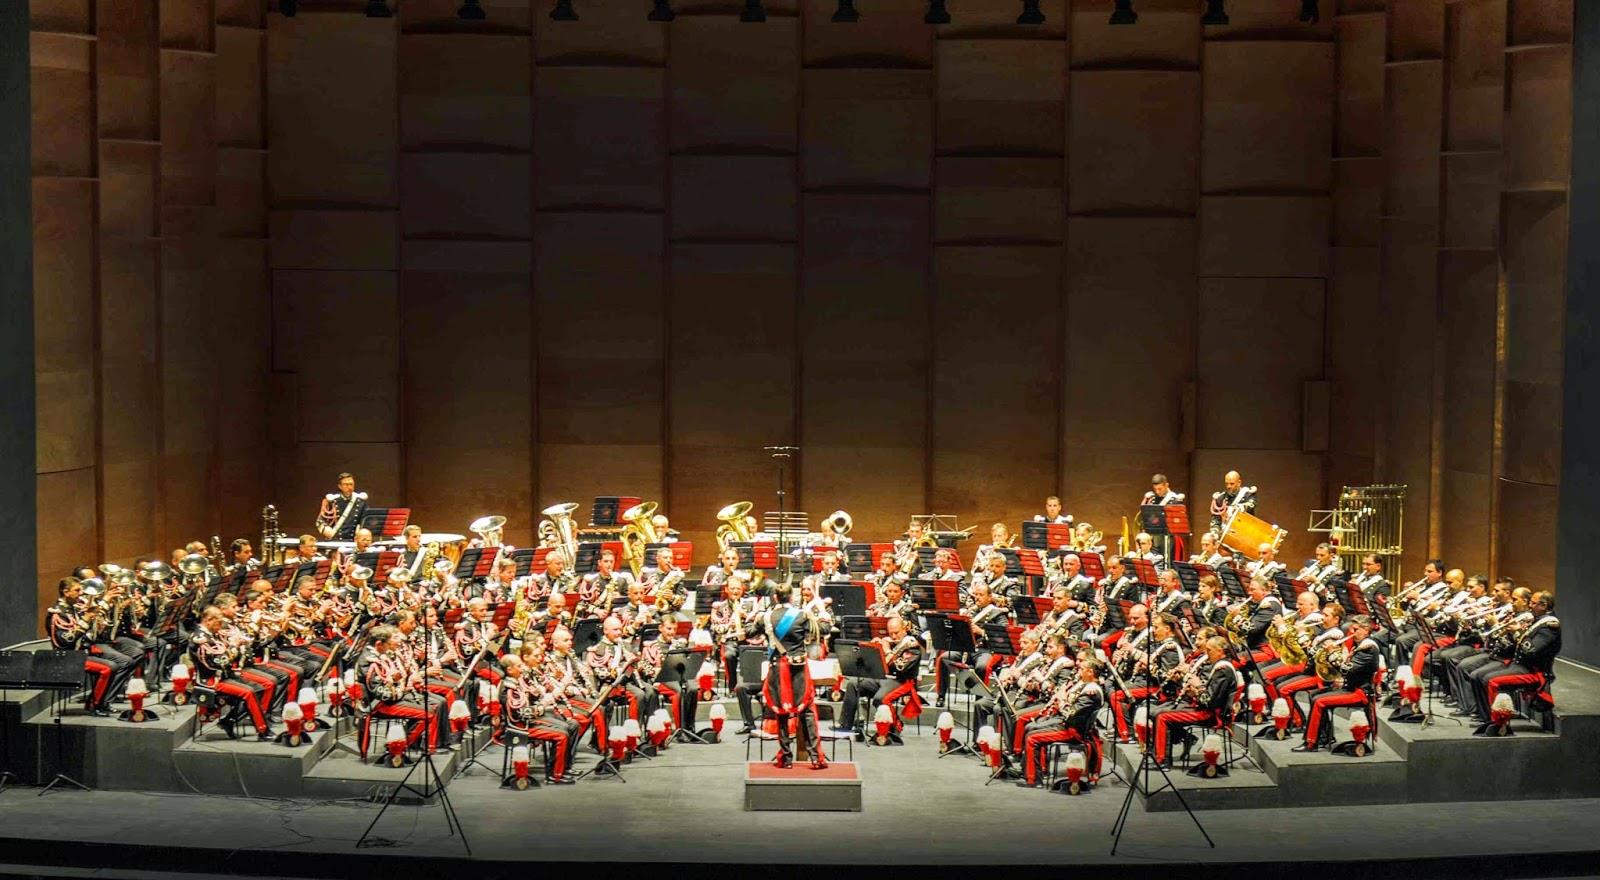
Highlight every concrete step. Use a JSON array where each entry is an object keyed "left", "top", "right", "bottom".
[{"left": 18, "top": 699, "right": 197, "bottom": 790}]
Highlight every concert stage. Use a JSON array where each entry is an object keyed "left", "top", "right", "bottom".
[
  {"left": 4, "top": 657, "right": 1600, "bottom": 877},
  {"left": 744, "top": 760, "right": 862, "bottom": 811}
]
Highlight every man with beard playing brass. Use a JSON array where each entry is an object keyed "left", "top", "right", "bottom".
[{"left": 762, "top": 585, "right": 827, "bottom": 769}]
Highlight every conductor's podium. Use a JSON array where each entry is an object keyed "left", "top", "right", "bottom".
[{"left": 744, "top": 761, "right": 862, "bottom": 811}]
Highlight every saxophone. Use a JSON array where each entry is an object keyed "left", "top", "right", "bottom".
[
  {"left": 654, "top": 569, "right": 686, "bottom": 613},
  {"left": 419, "top": 542, "right": 442, "bottom": 583}
]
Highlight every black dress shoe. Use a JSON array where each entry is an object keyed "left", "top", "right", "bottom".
[
  {"left": 545, "top": 776, "right": 575, "bottom": 785},
  {"left": 935, "top": 695, "right": 946, "bottom": 709},
  {"left": 736, "top": 725, "right": 754, "bottom": 735},
  {"left": 88, "top": 707, "right": 113, "bottom": 718},
  {"left": 1290, "top": 743, "right": 1317, "bottom": 752},
  {"left": 218, "top": 717, "right": 239, "bottom": 739},
  {"left": 257, "top": 727, "right": 276, "bottom": 741}
]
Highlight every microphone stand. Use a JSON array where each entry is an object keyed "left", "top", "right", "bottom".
[{"left": 357, "top": 627, "right": 469, "bottom": 854}]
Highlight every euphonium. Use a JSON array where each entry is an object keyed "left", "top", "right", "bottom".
[
  {"left": 715, "top": 501, "right": 755, "bottom": 552},
  {"left": 621, "top": 501, "right": 661, "bottom": 577},
  {"left": 1071, "top": 523, "right": 1103, "bottom": 553},
  {"left": 470, "top": 514, "right": 507, "bottom": 549},
  {"left": 1222, "top": 602, "right": 1251, "bottom": 651},
  {"left": 542, "top": 502, "right": 581, "bottom": 568}
]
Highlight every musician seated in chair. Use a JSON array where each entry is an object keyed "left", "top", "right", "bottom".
[
  {"left": 642, "top": 617, "right": 698, "bottom": 736},
  {"left": 500, "top": 654, "right": 578, "bottom": 784},
  {"left": 1131, "top": 532, "right": 1165, "bottom": 570},
  {"left": 870, "top": 551, "right": 909, "bottom": 592},
  {"left": 1150, "top": 636, "right": 1237, "bottom": 768},
  {"left": 453, "top": 598, "right": 503, "bottom": 685},
  {"left": 1190, "top": 532, "right": 1228, "bottom": 568},
  {"left": 1246, "top": 544, "right": 1286, "bottom": 583},
  {"left": 1017, "top": 659, "right": 1105, "bottom": 788},
  {"left": 285, "top": 534, "right": 325, "bottom": 566},
  {"left": 976, "top": 629, "right": 1043, "bottom": 732},
  {"left": 834, "top": 615, "right": 922, "bottom": 739},
  {"left": 1435, "top": 580, "right": 1518, "bottom": 704},
  {"left": 1457, "top": 591, "right": 1560, "bottom": 722},
  {"left": 1000, "top": 636, "right": 1075, "bottom": 755},
  {"left": 1295, "top": 615, "right": 1380, "bottom": 751},
  {"left": 50, "top": 578, "right": 136, "bottom": 717},
  {"left": 710, "top": 574, "right": 767, "bottom": 688},
  {"left": 579, "top": 549, "right": 635, "bottom": 616},
  {"left": 1110, "top": 613, "right": 1182, "bottom": 743},
  {"left": 1295, "top": 543, "right": 1343, "bottom": 604},
  {"left": 541, "top": 626, "right": 606, "bottom": 752},
  {"left": 936, "top": 581, "right": 1010, "bottom": 708},
  {"left": 398, "top": 608, "right": 462, "bottom": 698},
  {"left": 586, "top": 615, "right": 657, "bottom": 723},
  {"left": 1036, "top": 583, "right": 1088, "bottom": 644},
  {"left": 1275, "top": 603, "right": 1344, "bottom": 728},
  {"left": 363, "top": 625, "right": 449, "bottom": 755},
  {"left": 191, "top": 607, "right": 273, "bottom": 740}
]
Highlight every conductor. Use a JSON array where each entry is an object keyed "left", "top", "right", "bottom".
[{"left": 762, "top": 585, "right": 828, "bottom": 770}]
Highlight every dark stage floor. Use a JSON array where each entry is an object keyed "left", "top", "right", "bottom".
[{"left": 1, "top": 719, "right": 1599, "bottom": 880}]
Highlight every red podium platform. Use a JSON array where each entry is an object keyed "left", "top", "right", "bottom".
[{"left": 743, "top": 761, "right": 861, "bottom": 811}]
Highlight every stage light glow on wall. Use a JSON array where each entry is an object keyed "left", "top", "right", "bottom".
[
  {"left": 832, "top": 0, "right": 860, "bottom": 23},
  {"left": 1109, "top": 0, "right": 1136, "bottom": 24}
]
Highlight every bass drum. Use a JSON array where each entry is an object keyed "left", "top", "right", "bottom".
[{"left": 1219, "top": 510, "right": 1286, "bottom": 561}]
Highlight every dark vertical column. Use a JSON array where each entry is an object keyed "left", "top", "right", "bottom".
[
  {"left": 1558, "top": 2, "right": 1600, "bottom": 667},
  {"left": 0, "top": 0, "right": 38, "bottom": 646}
]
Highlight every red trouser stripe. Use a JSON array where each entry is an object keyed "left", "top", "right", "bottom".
[
  {"left": 1305, "top": 689, "right": 1367, "bottom": 746},
  {"left": 881, "top": 680, "right": 917, "bottom": 727},
  {"left": 1263, "top": 662, "right": 1306, "bottom": 702},
  {"left": 1154, "top": 709, "right": 1213, "bottom": 762},
  {"left": 216, "top": 680, "right": 268, "bottom": 732},
  {"left": 237, "top": 670, "right": 276, "bottom": 708},
  {"left": 1411, "top": 637, "right": 1455, "bottom": 680},
  {"left": 1024, "top": 728, "right": 1074, "bottom": 785},
  {"left": 655, "top": 684, "right": 681, "bottom": 729},
  {"left": 1011, "top": 706, "right": 1047, "bottom": 753},
  {"left": 1110, "top": 686, "right": 1158, "bottom": 740},
  {"left": 84, "top": 658, "right": 113, "bottom": 706},
  {"left": 524, "top": 724, "right": 570, "bottom": 777},
  {"left": 1485, "top": 672, "right": 1545, "bottom": 709},
  {"left": 375, "top": 703, "right": 440, "bottom": 750}
]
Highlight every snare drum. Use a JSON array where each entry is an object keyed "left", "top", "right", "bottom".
[{"left": 1219, "top": 510, "right": 1286, "bottom": 560}]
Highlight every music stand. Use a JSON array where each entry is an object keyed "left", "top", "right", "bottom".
[
  {"left": 453, "top": 547, "right": 497, "bottom": 582},
  {"left": 572, "top": 618, "right": 604, "bottom": 657},
  {"left": 1215, "top": 567, "right": 1247, "bottom": 602},
  {"left": 832, "top": 641, "right": 886, "bottom": 737},
  {"left": 1011, "top": 598, "right": 1046, "bottom": 628},
  {"left": 1078, "top": 552, "right": 1107, "bottom": 582},
  {"left": 908, "top": 581, "right": 939, "bottom": 613},
  {"left": 31, "top": 651, "right": 91, "bottom": 795},
  {"left": 838, "top": 616, "right": 872, "bottom": 643},
  {"left": 821, "top": 583, "right": 867, "bottom": 618},
  {"left": 0, "top": 650, "right": 29, "bottom": 791},
  {"left": 1332, "top": 581, "right": 1370, "bottom": 617},
  {"left": 656, "top": 650, "right": 711, "bottom": 744},
  {"left": 1272, "top": 574, "right": 1304, "bottom": 607}
]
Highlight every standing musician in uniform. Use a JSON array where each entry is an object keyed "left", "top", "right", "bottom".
[
  {"left": 397, "top": 525, "right": 427, "bottom": 578},
  {"left": 1295, "top": 615, "right": 1380, "bottom": 752},
  {"left": 762, "top": 585, "right": 828, "bottom": 769},
  {"left": 315, "top": 472, "right": 368, "bottom": 541},
  {"left": 1034, "top": 495, "right": 1073, "bottom": 524},
  {"left": 1143, "top": 475, "right": 1184, "bottom": 507},
  {"left": 1209, "top": 470, "right": 1256, "bottom": 534}
]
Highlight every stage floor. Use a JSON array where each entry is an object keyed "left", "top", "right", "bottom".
[{"left": 2, "top": 721, "right": 1600, "bottom": 878}]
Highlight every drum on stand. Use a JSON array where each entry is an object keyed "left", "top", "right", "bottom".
[{"left": 1219, "top": 510, "right": 1286, "bottom": 560}]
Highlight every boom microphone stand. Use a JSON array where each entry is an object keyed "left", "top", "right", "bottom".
[
  {"left": 1108, "top": 622, "right": 1212, "bottom": 856},
  {"left": 357, "top": 630, "right": 469, "bottom": 855}
]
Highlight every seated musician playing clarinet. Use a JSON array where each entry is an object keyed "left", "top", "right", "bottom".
[
  {"left": 1110, "top": 612, "right": 1182, "bottom": 743},
  {"left": 935, "top": 581, "right": 1010, "bottom": 708},
  {"left": 641, "top": 616, "right": 698, "bottom": 738},
  {"left": 362, "top": 625, "right": 450, "bottom": 756},
  {"left": 999, "top": 635, "right": 1075, "bottom": 759},
  {"left": 1018, "top": 659, "right": 1105, "bottom": 789},
  {"left": 1150, "top": 636, "right": 1237, "bottom": 768},
  {"left": 542, "top": 626, "right": 607, "bottom": 752},
  {"left": 835, "top": 615, "right": 923, "bottom": 740},
  {"left": 499, "top": 654, "right": 578, "bottom": 784},
  {"left": 976, "top": 629, "right": 1043, "bottom": 732},
  {"left": 454, "top": 598, "right": 503, "bottom": 685},
  {"left": 1295, "top": 615, "right": 1380, "bottom": 751},
  {"left": 586, "top": 615, "right": 658, "bottom": 724}
]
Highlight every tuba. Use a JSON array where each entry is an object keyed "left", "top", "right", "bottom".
[
  {"left": 620, "top": 501, "right": 661, "bottom": 577},
  {"left": 470, "top": 514, "right": 507, "bottom": 549},
  {"left": 824, "top": 510, "right": 852, "bottom": 541},
  {"left": 542, "top": 502, "right": 581, "bottom": 568},
  {"left": 715, "top": 501, "right": 755, "bottom": 552}
]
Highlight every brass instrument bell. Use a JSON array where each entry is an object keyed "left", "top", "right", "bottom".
[{"left": 470, "top": 514, "right": 507, "bottom": 548}]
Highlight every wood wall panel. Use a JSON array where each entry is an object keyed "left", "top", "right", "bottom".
[
  {"left": 275, "top": 442, "right": 404, "bottom": 528},
  {"left": 216, "top": 25, "right": 264, "bottom": 148},
  {"left": 800, "top": 0, "right": 932, "bottom": 68},
  {"left": 161, "top": 215, "right": 220, "bottom": 546},
  {"left": 670, "top": 18, "right": 798, "bottom": 153},
  {"left": 1502, "top": 194, "right": 1566, "bottom": 486},
  {"left": 1388, "top": 0, "right": 1445, "bottom": 62},
  {"left": 270, "top": 210, "right": 399, "bottom": 271},
  {"left": 98, "top": 241, "right": 160, "bottom": 562},
  {"left": 1378, "top": 220, "right": 1438, "bottom": 574},
  {"left": 1063, "top": 218, "right": 1194, "bottom": 451},
  {"left": 1504, "top": 48, "right": 1572, "bottom": 192},
  {"left": 799, "top": 195, "right": 929, "bottom": 539},
  {"left": 31, "top": 35, "right": 95, "bottom": 179},
  {"left": 33, "top": 179, "right": 97, "bottom": 476},
  {"left": 159, "top": 52, "right": 216, "bottom": 207},
  {"left": 403, "top": 271, "right": 535, "bottom": 547},
  {"left": 97, "top": 0, "right": 160, "bottom": 141},
  {"left": 1068, "top": 71, "right": 1199, "bottom": 215},
  {"left": 1497, "top": 479, "right": 1556, "bottom": 590},
  {"left": 272, "top": 271, "right": 401, "bottom": 444},
  {"left": 1383, "top": 62, "right": 1443, "bottom": 221},
  {"left": 1199, "top": 196, "right": 1330, "bottom": 277},
  {"left": 1333, "top": 158, "right": 1382, "bottom": 247},
  {"left": 671, "top": 157, "right": 797, "bottom": 242},
  {"left": 215, "top": 240, "right": 270, "bottom": 542},
  {"left": 534, "top": 68, "right": 665, "bottom": 211},
  {"left": 930, "top": 247, "right": 1059, "bottom": 528},
  {"left": 401, "top": 154, "right": 532, "bottom": 240},
  {"left": 532, "top": 3, "right": 663, "bottom": 66},
  {"left": 802, "top": 70, "right": 932, "bottom": 191},
  {"left": 1442, "top": 154, "right": 1501, "bottom": 250},
  {"left": 668, "top": 244, "right": 796, "bottom": 550},
  {"left": 935, "top": 158, "right": 1062, "bottom": 244},
  {"left": 1069, "top": 2, "right": 1199, "bottom": 69},
  {"left": 1201, "top": 41, "right": 1333, "bottom": 194},
  {"left": 1336, "top": 13, "right": 1386, "bottom": 158},
  {"left": 938, "top": 0, "right": 1066, "bottom": 38},
  {"left": 936, "top": 39, "right": 1066, "bottom": 156},
  {"left": 267, "top": 15, "right": 398, "bottom": 208},
  {"left": 1196, "top": 278, "right": 1325, "bottom": 451},
  {"left": 37, "top": 469, "right": 98, "bottom": 617},
  {"left": 1328, "top": 247, "right": 1381, "bottom": 461},
  {"left": 1444, "top": 0, "right": 1505, "bottom": 152},
  {"left": 400, "top": 35, "right": 531, "bottom": 151},
  {"left": 1438, "top": 251, "right": 1497, "bottom": 572},
  {"left": 536, "top": 214, "right": 665, "bottom": 520}
]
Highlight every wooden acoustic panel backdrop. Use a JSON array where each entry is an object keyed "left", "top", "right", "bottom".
[
  {"left": 27, "top": 0, "right": 1574, "bottom": 630},
  {"left": 29, "top": 1, "right": 270, "bottom": 625}
]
